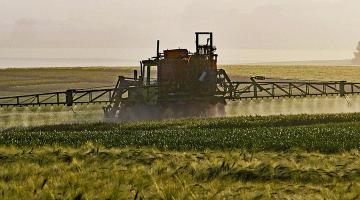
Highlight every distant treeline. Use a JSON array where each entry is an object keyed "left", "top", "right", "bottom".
[{"left": 353, "top": 41, "right": 360, "bottom": 64}]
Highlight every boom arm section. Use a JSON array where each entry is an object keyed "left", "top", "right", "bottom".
[
  {"left": 0, "top": 88, "right": 115, "bottom": 107},
  {"left": 1, "top": 73, "right": 360, "bottom": 107},
  {"left": 217, "top": 79, "right": 360, "bottom": 99}
]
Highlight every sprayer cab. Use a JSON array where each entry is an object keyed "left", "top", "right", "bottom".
[
  {"left": 138, "top": 32, "right": 218, "bottom": 99},
  {"left": 102, "top": 32, "right": 227, "bottom": 120}
]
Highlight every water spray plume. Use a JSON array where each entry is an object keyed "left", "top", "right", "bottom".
[{"left": 225, "top": 96, "right": 360, "bottom": 117}]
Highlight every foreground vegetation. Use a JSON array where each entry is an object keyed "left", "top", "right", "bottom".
[
  {"left": 1, "top": 146, "right": 360, "bottom": 199},
  {"left": 2, "top": 112, "right": 360, "bottom": 199}
]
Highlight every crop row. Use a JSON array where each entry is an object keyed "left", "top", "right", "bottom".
[{"left": 1, "top": 113, "right": 360, "bottom": 152}]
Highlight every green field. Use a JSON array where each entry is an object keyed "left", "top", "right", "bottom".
[
  {"left": 4, "top": 113, "right": 360, "bottom": 152},
  {"left": 2, "top": 114, "right": 360, "bottom": 199},
  {"left": 2, "top": 65, "right": 360, "bottom": 199}
]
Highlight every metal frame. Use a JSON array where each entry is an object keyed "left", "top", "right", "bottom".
[
  {"left": 2, "top": 80, "right": 360, "bottom": 107},
  {"left": 0, "top": 88, "right": 114, "bottom": 107},
  {"left": 219, "top": 81, "right": 360, "bottom": 100}
]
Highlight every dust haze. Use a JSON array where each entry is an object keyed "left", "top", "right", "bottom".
[
  {"left": 2, "top": 97, "right": 360, "bottom": 129},
  {"left": 1, "top": 0, "right": 360, "bottom": 63}
]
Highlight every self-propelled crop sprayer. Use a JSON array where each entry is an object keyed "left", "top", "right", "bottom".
[{"left": 1, "top": 32, "right": 360, "bottom": 121}]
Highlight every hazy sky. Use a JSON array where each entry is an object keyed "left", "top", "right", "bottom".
[{"left": 0, "top": 0, "right": 359, "bottom": 51}]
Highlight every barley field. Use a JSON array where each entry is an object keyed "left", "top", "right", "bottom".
[
  {"left": 2, "top": 113, "right": 360, "bottom": 199},
  {"left": 1, "top": 147, "right": 360, "bottom": 199}
]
